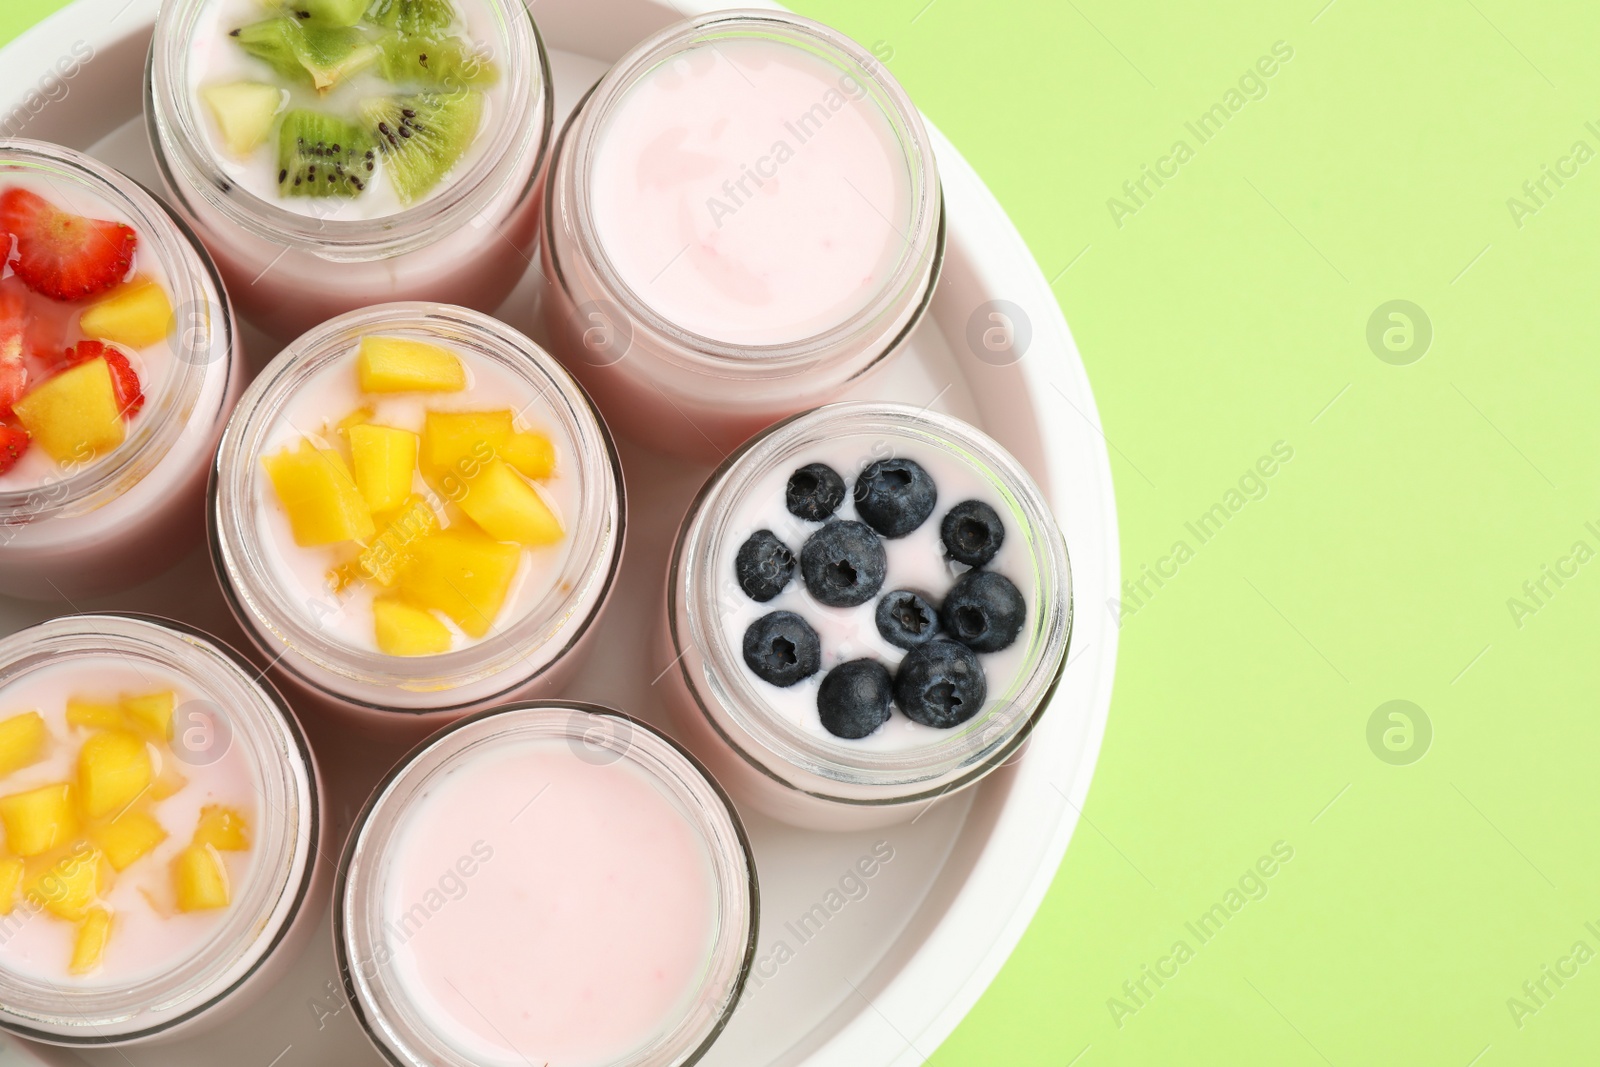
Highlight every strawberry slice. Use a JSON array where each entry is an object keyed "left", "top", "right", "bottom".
[
  {"left": 0, "top": 288, "right": 26, "bottom": 419},
  {"left": 0, "top": 425, "right": 28, "bottom": 475},
  {"left": 55, "top": 340, "right": 144, "bottom": 418},
  {"left": 0, "top": 188, "right": 137, "bottom": 302}
]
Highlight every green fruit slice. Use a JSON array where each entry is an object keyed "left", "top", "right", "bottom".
[
  {"left": 364, "top": 0, "right": 457, "bottom": 36},
  {"left": 360, "top": 91, "right": 482, "bottom": 204},
  {"left": 234, "top": 17, "right": 379, "bottom": 92},
  {"left": 276, "top": 109, "right": 376, "bottom": 197},
  {"left": 298, "top": 0, "right": 370, "bottom": 26},
  {"left": 374, "top": 33, "right": 498, "bottom": 88}
]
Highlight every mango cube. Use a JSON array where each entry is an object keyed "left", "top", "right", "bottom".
[
  {"left": 121, "top": 691, "right": 174, "bottom": 740},
  {"left": 457, "top": 460, "right": 563, "bottom": 546},
  {"left": 70, "top": 906, "right": 112, "bottom": 975},
  {"left": 396, "top": 528, "right": 521, "bottom": 638},
  {"left": 500, "top": 431, "right": 556, "bottom": 481},
  {"left": 192, "top": 805, "right": 250, "bottom": 852},
  {"left": 0, "top": 857, "right": 22, "bottom": 915},
  {"left": 0, "top": 711, "right": 47, "bottom": 777},
  {"left": 200, "top": 81, "right": 284, "bottom": 158},
  {"left": 13, "top": 359, "right": 125, "bottom": 463},
  {"left": 78, "top": 277, "right": 174, "bottom": 350},
  {"left": 65, "top": 698, "right": 123, "bottom": 731},
  {"left": 78, "top": 731, "right": 152, "bottom": 820},
  {"left": 93, "top": 810, "right": 168, "bottom": 871},
  {"left": 25, "top": 847, "right": 104, "bottom": 921},
  {"left": 262, "top": 438, "right": 376, "bottom": 547},
  {"left": 373, "top": 598, "right": 453, "bottom": 656},
  {"left": 0, "top": 783, "right": 77, "bottom": 856},
  {"left": 358, "top": 336, "right": 466, "bottom": 393},
  {"left": 420, "top": 409, "right": 513, "bottom": 480},
  {"left": 150, "top": 764, "right": 188, "bottom": 802},
  {"left": 358, "top": 496, "right": 439, "bottom": 586},
  {"left": 349, "top": 423, "right": 419, "bottom": 513},
  {"left": 173, "top": 844, "right": 230, "bottom": 911}
]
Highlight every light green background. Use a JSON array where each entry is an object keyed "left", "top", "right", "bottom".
[{"left": 6, "top": 1, "right": 1595, "bottom": 1063}]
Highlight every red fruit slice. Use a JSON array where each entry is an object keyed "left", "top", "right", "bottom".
[
  {"left": 0, "top": 288, "right": 25, "bottom": 419},
  {"left": 56, "top": 340, "right": 144, "bottom": 418},
  {"left": 0, "top": 188, "right": 137, "bottom": 302},
  {"left": 0, "top": 425, "right": 28, "bottom": 475}
]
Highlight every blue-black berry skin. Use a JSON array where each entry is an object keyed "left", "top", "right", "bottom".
[
  {"left": 940, "top": 500, "right": 1005, "bottom": 568},
  {"left": 817, "top": 659, "right": 894, "bottom": 739},
  {"left": 874, "top": 589, "right": 939, "bottom": 650},
  {"left": 786, "top": 463, "right": 846, "bottom": 522},
  {"left": 742, "top": 611, "right": 822, "bottom": 687},
  {"left": 854, "top": 458, "right": 937, "bottom": 538},
  {"left": 940, "top": 570, "right": 1026, "bottom": 653},
  {"left": 734, "top": 530, "right": 796, "bottom": 602},
  {"left": 799, "top": 520, "right": 887, "bottom": 607},
  {"left": 893, "top": 640, "right": 988, "bottom": 728}
]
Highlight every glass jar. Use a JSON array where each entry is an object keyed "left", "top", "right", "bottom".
[
  {"left": 662, "top": 402, "right": 1072, "bottom": 830},
  {"left": 144, "top": 0, "right": 553, "bottom": 344},
  {"left": 210, "top": 303, "right": 624, "bottom": 736},
  {"left": 0, "top": 141, "right": 239, "bottom": 601},
  {"left": 540, "top": 11, "right": 944, "bottom": 461},
  {"left": 335, "top": 701, "right": 756, "bottom": 1067},
  {"left": 0, "top": 613, "right": 324, "bottom": 1046}
]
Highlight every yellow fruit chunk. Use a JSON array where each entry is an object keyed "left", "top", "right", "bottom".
[
  {"left": 358, "top": 496, "right": 439, "bottom": 586},
  {"left": 336, "top": 405, "right": 374, "bottom": 435},
  {"left": 262, "top": 438, "right": 376, "bottom": 547},
  {"left": 92, "top": 810, "right": 168, "bottom": 871},
  {"left": 0, "top": 857, "right": 22, "bottom": 915},
  {"left": 0, "top": 711, "right": 47, "bottom": 777},
  {"left": 70, "top": 906, "right": 112, "bottom": 975},
  {"left": 0, "top": 783, "right": 77, "bottom": 857},
  {"left": 348, "top": 423, "right": 419, "bottom": 514},
  {"left": 78, "top": 731, "right": 152, "bottom": 820},
  {"left": 458, "top": 461, "right": 563, "bottom": 546},
  {"left": 78, "top": 277, "right": 174, "bottom": 350},
  {"left": 192, "top": 805, "right": 249, "bottom": 852},
  {"left": 26, "top": 847, "right": 104, "bottom": 920},
  {"left": 13, "top": 359, "right": 125, "bottom": 464},
  {"left": 200, "top": 81, "right": 284, "bottom": 158},
  {"left": 421, "top": 409, "right": 512, "bottom": 476},
  {"left": 358, "top": 336, "right": 467, "bottom": 393},
  {"left": 500, "top": 431, "right": 556, "bottom": 481},
  {"left": 121, "top": 691, "right": 174, "bottom": 740},
  {"left": 173, "top": 844, "right": 230, "bottom": 911},
  {"left": 397, "top": 528, "right": 521, "bottom": 638},
  {"left": 150, "top": 764, "right": 188, "bottom": 801},
  {"left": 66, "top": 698, "right": 123, "bottom": 731},
  {"left": 373, "top": 598, "right": 453, "bottom": 656}
]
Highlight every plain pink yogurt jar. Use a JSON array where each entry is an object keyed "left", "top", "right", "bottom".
[
  {"left": 210, "top": 304, "right": 624, "bottom": 738},
  {"left": 0, "top": 141, "right": 240, "bottom": 601},
  {"left": 663, "top": 403, "right": 1072, "bottom": 830},
  {"left": 541, "top": 11, "right": 944, "bottom": 461},
  {"left": 336, "top": 702, "right": 756, "bottom": 1067},
  {"left": 144, "top": 0, "right": 553, "bottom": 344},
  {"left": 0, "top": 613, "right": 324, "bottom": 1046}
]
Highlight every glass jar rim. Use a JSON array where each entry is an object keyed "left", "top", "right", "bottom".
[
  {"left": 671, "top": 402, "right": 1074, "bottom": 793},
  {"left": 335, "top": 700, "right": 758, "bottom": 1067},
  {"left": 0, "top": 613, "right": 318, "bottom": 1042},
  {"left": 146, "top": 0, "right": 553, "bottom": 259},
  {"left": 0, "top": 140, "right": 233, "bottom": 525},
  {"left": 210, "top": 302, "right": 625, "bottom": 707}
]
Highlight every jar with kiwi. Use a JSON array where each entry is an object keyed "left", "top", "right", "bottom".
[{"left": 146, "top": 0, "right": 552, "bottom": 345}]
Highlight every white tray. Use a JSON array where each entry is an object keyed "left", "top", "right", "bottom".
[{"left": 0, "top": 2, "right": 1120, "bottom": 1064}]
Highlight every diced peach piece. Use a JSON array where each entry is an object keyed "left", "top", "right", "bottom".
[
  {"left": 78, "top": 731, "right": 152, "bottom": 820},
  {"left": 70, "top": 906, "right": 112, "bottom": 975},
  {"left": 421, "top": 409, "right": 511, "bottom": 475},
  {"left": 192, "top": 805, "right": 249, "bottom": 851},
  {"left": 25, "top": 847, "right": 104, "bottom": 921},
  {"left": 173, "top": 844, "right": 230, "bottom": 911},
  {"left": 396, "top": 528, "right": 521, "bottom": 638},
  {"left": 0, "top": 783, "right": 77, "bottom": 856},
  {"left": 358, "top": 495, "right": 439, "bottom": 586},
  {"left": 65, "top": 698, "right": 123, "bottom": 731},
  {"left": 262, "top": 438, "right": 376, "bottom": 547},
  {"left": 78, "top": 277, "right": 173, "bottom": 350},
  {"left": 12, "top": 359, "right": 125, "bottom": 463},
  {"left": 0, "top": 711, "right": 47, "bottom": 777},
  {"left": 373, "top": 598, "right": 453, "bottom": 656},
  {"left": 358, "top": 336, "right": 466, "bottom": 393},
  {"left": 0, "top": 857, "right": 22, "bottom": 915},
  {"left": 121, "top": 691, "right": 174, "bottom": 740},
  {"left": 458, "top": 460, "right": 563, "bottom": 546},
  {"left": 349, "top": 423, "right": 418, "bottom": 514},
  {"left": 500, "top": 430, "right": 556, "bottom": 481},
  {"left": 92, "top": 810, "right": 168, "bottom": 871}
]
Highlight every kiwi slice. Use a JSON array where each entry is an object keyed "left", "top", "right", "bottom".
[
  {"left": 360, "top": 91, "right": 482, "bottom": 204},
  {"left": 234, "top": 17, "right": 379, "bottom": 92},
  {"left": 364, "top": 0, "right": 456, "bottom": 36},
  {"left": 297, "top": 0, "right": 370, "bottom": 26},
  {"left": 374, "top": 33, "right": 498, "bottom": 88},
  {"left": 276, "top": 109, "right": 376, "bottom": 197}
]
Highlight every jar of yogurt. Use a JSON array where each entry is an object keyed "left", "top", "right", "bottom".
[
  {"left": 336, "top": 701, "right": 756, "bottom": 1067},
  {"left": 663, "top": 403, "right": 1072, "bottom": 830},
  {"left": 540, "top": 11, "right": 944, "bottom": 461},
  {"left": 0, "top": 140, "right": 239, "bottom": 601},
  {"left": 0, "top": 613, "right": 324, "bottom": 1045},
  {"left": 146, "top": 0, "right": 553, "bottom": 342},
  {"left": 210, "top": 303, "right": 624, "bottom": 735}
]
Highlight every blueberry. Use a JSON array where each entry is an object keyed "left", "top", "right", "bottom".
[
  {"left": 854, "top": 458, "right": 937, "bottom": 538},
  {"left": 941, "top": 500, "right": 1006, "bottom": 568},
  {"left": 875, "top": 589, "right": 939, "bottom": 650},
  {"left": 817, "top": 659, "right": 893, "bottom": 739},
  {"left": 742, "top": 611, "right": 822, "bottom": 687},
  {"left": 786, "top": 463, "right": 846, "bottom": 522},
  {"left": 940, "top": 570, "right": 1026, "bottom": 653},
  {"left": 893, "top": 640, "right": 987, "bottom": 728},
  {"left": 735, "top": 530, "right": 795, "bottom": 602},
  {"left": 799, "top": 520, "right": 887, "bottom": 607}
]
